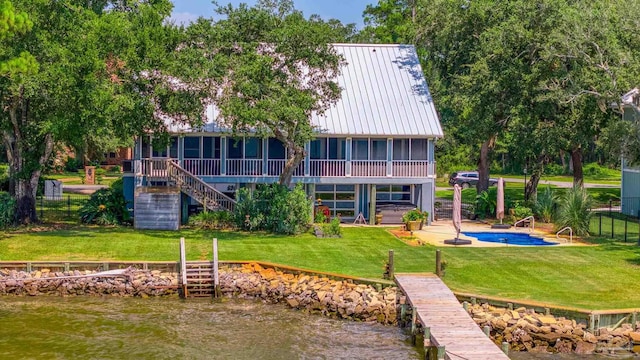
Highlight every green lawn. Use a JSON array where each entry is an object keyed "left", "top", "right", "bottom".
[{"left": 1, "top": 225, "right": 639, "bottom": 310}]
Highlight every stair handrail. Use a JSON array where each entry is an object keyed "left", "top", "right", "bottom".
[
  {"left": 166, "top": 159, "right": 236, "bottom": 212},
  {"left": 514, "top": 216, "right": 535, "bottom": 231},
  {"left": 179, "top": 237, "right": 187, "bottom": 297},
  {"left": 556, "top": 227, "right": 573, "bottom": 243}
]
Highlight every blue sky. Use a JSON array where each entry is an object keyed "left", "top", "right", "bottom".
[{"left": 170, "top": 1, "right": 375, "bottom": 28}]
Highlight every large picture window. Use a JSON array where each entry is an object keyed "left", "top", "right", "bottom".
[
  {"left": 310, "top": 138, "right": 346, "bottom": 160},
  {"left": 370, "top": 139, "right": 387, "bottom": 161},
  {"left": 183, "top": 137, "right": 201, "bottom": 159},
  {"left": 268, "top": 138, "right": 286, "bottom": 159},
  {"left": 315, "top": 184, "right": 356, "bottom": 218},
  {"left": 245, "top": 138, "right": 262, "bottom": 159},
  {"left": 202, "top": 137, "right": 221, "bottom": 159},
  {"left": 227, "top": 138, "right": 243, "bottom": 159},
  {"left": 393, "top": 138, "right": 428, "bottom": 160},
  {"left": 352, "top": 138, "right": 369, "bottom": 160}
]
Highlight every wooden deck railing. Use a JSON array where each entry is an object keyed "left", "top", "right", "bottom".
[
  {"left": 352, "top": 160, "right": 387, "bottom": 177},
  {"left": 166, "top": 160, "right": 236, "bottom": 212},
  {"left": 267, "top": 160, "right": 305, "bottom": 176},
  {"left": 183, "top": 159, "right": 221, "bottom": 176},
  {"left": 391, "top": 160, "right": 431, "bottom": 177},
  {"left": 309, "top": 160, "right": 346, "bottom": 177},
  {"left": 226, "top": 159, "right": 263, "bottom": 176},
  {"left": 138, "top": 158, "right": 435, "bottom": 178}
]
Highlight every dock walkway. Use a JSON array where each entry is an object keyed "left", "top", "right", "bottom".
[{"left": 395, "top": 273, "right": 510, "bottom": 360}]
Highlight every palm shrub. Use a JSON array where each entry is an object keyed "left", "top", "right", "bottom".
[
  {"left": 534, "top": 186, "right": 556, "bottom": 223},
  {"left": 475, "top": 188, "right": 497, "bottom": 218},
  {"left": 79, "top": 179, "right": 130, "bottom": 225},
  {"left": 233, "top": 187, "right": 263, "bottom": 230},
  {"left": 555, "top": 185, "right": 593, "bottom": 236},
  {"left": 0, "top": 192, "right": 16, "bottom": 228}
]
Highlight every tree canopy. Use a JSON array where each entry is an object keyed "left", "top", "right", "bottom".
[
  {"left": 358, "top": 0, "right": 640, "bottom": 195},
  {"left": 177, "top": 0, "right": 348, "bottom": 186},
  {"left": 0, "top": 0, "right": 200, "bottom": 223}
]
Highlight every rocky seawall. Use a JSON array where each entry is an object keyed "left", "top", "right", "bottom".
[
  {"left": 0, "top": 267, "right": 178, "bottom": 297},
  {"left": 0, "top": 263, "right": 397, "bottom": 325}
]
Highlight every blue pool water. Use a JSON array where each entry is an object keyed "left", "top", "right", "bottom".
[{"left": 462, "top": 232, "right": 557, "bottom": 246}]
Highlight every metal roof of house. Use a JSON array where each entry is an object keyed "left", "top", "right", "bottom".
[
  {"left": 312, "top": 44, "right": 442, "bottom": 137},
  {"left": 177, "top": 44, "right": 443, "bottom": 138}
]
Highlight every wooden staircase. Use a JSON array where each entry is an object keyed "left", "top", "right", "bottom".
[
  {"left": 165, "top": 160, "right": 236, "bottom": 213},
  {"left": 182, "top": 261, "right": 217, "bottom": 297},
  {"left": 179, "top": 238, "right": 221, "bottom": 299}
]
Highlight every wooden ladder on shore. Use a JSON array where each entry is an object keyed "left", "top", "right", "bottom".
[{"left": 179, "top": 238, "right": 221, "bottom": 298}]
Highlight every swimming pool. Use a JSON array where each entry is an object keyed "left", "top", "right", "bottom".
[{"left": 462, "top": 232, "right": 557, "bottom": 246}]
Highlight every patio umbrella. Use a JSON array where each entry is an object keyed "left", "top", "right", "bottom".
[
  {"left": 452, "top": 183, "right": 462, "bottom": 240},
  {"left": 496, "top": 177, "right": 504, "bottom": 224}
]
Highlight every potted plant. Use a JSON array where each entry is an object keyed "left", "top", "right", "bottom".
[
  {"left": 402, "top": 208, "right": 429, "bottom": 231},
  {"left": 375, "top": 212, "right": 383, "bottom": 225}
]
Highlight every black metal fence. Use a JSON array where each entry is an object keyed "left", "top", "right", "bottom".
[
  {"left": 36, "top": 194, "right": 91, "bottom": 223},
  {"left": 590, "top": 209, "right": 640, "bottom": 244}
]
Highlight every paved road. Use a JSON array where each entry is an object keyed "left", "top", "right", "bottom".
[
  {"left": 437, "top": 178, "right": 619, "bottom": 192},
  {"left": 501, "top": 177, "right": 619, "bottom": 189}
]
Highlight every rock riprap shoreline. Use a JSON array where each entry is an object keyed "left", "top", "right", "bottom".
[
  {"left": 466, "top": 302, "right": 640, "bottom": 355},
  {"left": 1, "top": 263, "right": 638, "bottom": 355},
  {"left": 0, "top": 263, "right": 398, "bottom": 325},
  {"left": 220, "top": 263, "right": 397, "bottom": 324}
]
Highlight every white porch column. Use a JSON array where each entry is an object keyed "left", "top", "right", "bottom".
[
  {"left": 220, "top": 137, "right": 227, "bottom": 176},
  {"left": 304, "top": 141, "right": 310, "bottom": 176},
  {"left": 346, "top": 138, "right": 352, "bottom": 177},
  {"left": 387, "top": 138, "right": 393, "bottom": 177}
]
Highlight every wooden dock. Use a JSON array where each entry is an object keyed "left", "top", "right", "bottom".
[{"left": 395, "top": 273, "right": 510, "bottom": 360}]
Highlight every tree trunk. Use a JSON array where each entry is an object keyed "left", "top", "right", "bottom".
[
  {"left": 525, "top": 171, "right": 541, "bottom": 202},
  {"left": 2, "top": 88, "right": 55, "bottom": 224},
  {"left": 571, "top": 147, "right": 584, "bottom": 187},
  {"left": 476, "top": 137, "right": 495, "bottom": 194},
  {"left": 279, "top": 143, "right": 305, "bottom": 187},
  {"left": 14, "top": 178, "right": 38, "bottom": 224}
]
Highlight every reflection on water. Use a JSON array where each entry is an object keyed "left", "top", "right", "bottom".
[{"left": 0, "top": 297, "right": 420, "bottom": 359}]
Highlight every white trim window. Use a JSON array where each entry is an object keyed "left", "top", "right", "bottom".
[{"left": 376, "top": 185, "right": 412, "bottom": 202}]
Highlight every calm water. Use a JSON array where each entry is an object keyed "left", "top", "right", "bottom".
[
  {"left": 0, "top": 296, "right": 636, "bottom": 359},
  {"left": 0, "top": 297, "right": 421, "bottom": 359}
]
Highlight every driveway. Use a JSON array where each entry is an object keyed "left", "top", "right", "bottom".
[{"left": 63, "top": 184, "right": 108, "bottom": 195}]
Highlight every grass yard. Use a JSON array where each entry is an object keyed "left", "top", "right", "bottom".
[{"left": 1, "top": 225, "right": 639, "bottom": 310}]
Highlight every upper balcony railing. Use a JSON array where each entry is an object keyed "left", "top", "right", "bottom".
[{"left": 137, "top": 158, "right": 435, "bottom": 179}]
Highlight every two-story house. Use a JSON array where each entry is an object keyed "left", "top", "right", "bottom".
[
  {"left": 620, "top": 89, "right": 640, "bottom": 218},
  {"left": 123, "top": 44, "right": 444, "bottom": 229}
]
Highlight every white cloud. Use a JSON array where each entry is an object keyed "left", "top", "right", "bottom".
[{"left": 169, "top": 11, "right": 200, "bottom": 25}]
